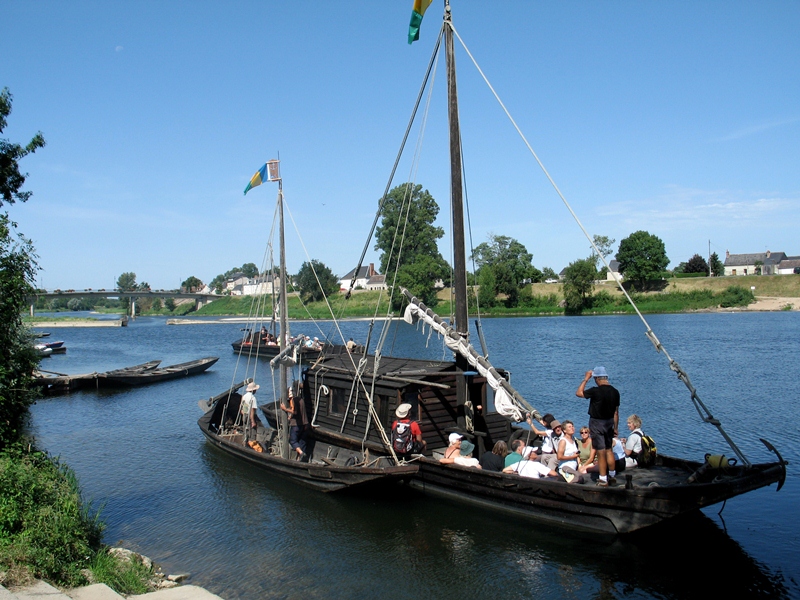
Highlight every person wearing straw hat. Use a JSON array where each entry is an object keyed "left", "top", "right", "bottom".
[
  {"left": 241, "top": 382, "right": 261, "bottom": 434},
  {"left": 391, "top": 402, "right": 426, "bottom": 460},
  {"left": 576, "top": 366, "right": 620, "bottom": 487}
]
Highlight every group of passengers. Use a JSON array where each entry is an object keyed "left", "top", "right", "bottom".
[
  {"left": 428, "top": 366, "right": 646, "bottom": 486},
  {"left": 433, "top": 412, "right": 645, "bottom": 484}
]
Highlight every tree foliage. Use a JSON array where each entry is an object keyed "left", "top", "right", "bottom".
[
  {"left": 1, "top": 88, "right": 46, "bottom": 208},
  {"left": 0, "top": 89, "right": 44, "bottom": 447},
  {"left": 590, "top": 234, "right": 616, "bottom": 269},
  {"left": 471, "top": 234, "right": 538, "bottom": 307},
  {"left": 709, "top": 252, "right": 724, "bottom": 277},
  {"left": 295, "top": 260, "right": 339, "bottom": 303},
  {"left": 685, "top": 254, "right": 709, "bottom": 275},
  {"left": 181, "top": 276, "right": 203, "bottom": 292},
  {"left": 116, "top": 272, "right": 137, "bottom": 291},
  {"left": 562, "top": 258, "right": 596, "bottom": 314},
  {"left": 374, "top": 184, "right": 449, "bottom": 307},
  {"left": 616, "top": 230, "right": 669, "bottom": 288}
]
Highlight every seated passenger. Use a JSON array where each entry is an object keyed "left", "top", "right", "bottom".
[
  {"left": 556, "top": 421, "right": 583, "bottom": 483},
  {"left": 504, "top": 439, "right": 526, "bottom": 468},
  {"left": 503, "top": 456, "right": 558, "bottom": 479},
  {"left": 622, "top": 414, "right": 644, "bottom": 469},
  {"left": 479, "top": 440, "right": 507, "bottom": 472},
  {"left": 612, "top": 436, "right": 626, "bottom": 473},
  {"left": 538, "top": 419, "right": 563, "bottom": 470},
  {"left": 576, "top": 425, "right": 597, "bottom": 473},
  {"left": 452, "top": 440, "right": 481, "bottom": 468},
  {"left": 440, "top": 433, "right": 463, "bottom": 462}
]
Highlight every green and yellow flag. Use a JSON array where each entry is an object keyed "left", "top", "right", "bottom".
[
  {"left": 243, "top": 163, "right": 267, "bottom": 195},
  {"left": 408, "top": 0, "right": 433, "bottom": 44}
]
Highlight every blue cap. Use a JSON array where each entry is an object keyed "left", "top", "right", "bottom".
[{"left": 592, "top": 366, "right": 608, "bottom": 378}]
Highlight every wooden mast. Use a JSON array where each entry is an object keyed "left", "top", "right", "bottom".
[
  {"left": 444, "top": 1, "right": 471, "bottom": 431},
  {"left": 444, "top": 1, "right": 468, "bottom": 348},
  {"left": 269, "top": 159, "right": 291, "bottom": 459}
]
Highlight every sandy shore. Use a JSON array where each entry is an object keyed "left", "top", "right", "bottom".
[
  {"left": 743, "top": 296, "right": 797, "bottom": 311},
  {"left": 30, "top": 319, "right": 127, "bottom": 328}
]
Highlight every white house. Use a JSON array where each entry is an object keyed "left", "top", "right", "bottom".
[
  {"left": 724, "top": 250, "right": 786, "bottom": 276},
  {"left": 339, "top": 263, "right": 385, "bottom": 291}
]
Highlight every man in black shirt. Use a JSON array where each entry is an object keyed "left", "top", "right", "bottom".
[{"left": 576, "top": 366, "right": 620, "bottom": 486}]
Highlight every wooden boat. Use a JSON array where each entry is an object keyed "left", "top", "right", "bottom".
[
  {"left": 299, "top": 1, "right": 787, "bottom": 534},
  {"left": 34, "top": 360, "right": 162, "bottom": 394},
  {"left": 198, "top": 160, "right": 412, "bottom": 493},
  {"left": 101, "top": 356, "right": 218, "bottom": 386},
  {"left": 41, "top": 340, "right": 66, "bottom": 354},
  {"left": 231, "top": 334, "right": 325, "bottom": 359},
  {"left": 198, "top": 381, "right": 417, "bottom": 492}
]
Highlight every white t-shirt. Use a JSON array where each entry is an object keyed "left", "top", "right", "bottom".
[
  {"left": 241, "top": 392, "right": 258, "bottom": 416},
  {"left": 512, "top": 459, "right": 554, "bottom": 479},
  {"left": 625, "top": 429, "right": 643, "bottom": 468},
  {"left": 454, "top": 456, "right": 480, "bottom": 468}
]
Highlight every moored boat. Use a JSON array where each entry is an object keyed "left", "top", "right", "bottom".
[
  {"left": 101, "top": 356, "right": 218, "bottom": 386},
  {"left": 298, "top": 0, "right": 787, "bottom": 534}
]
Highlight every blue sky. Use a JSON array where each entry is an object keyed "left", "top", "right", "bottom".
[{"left": 2, "top": 1, "right": 798, "bottom": 290}]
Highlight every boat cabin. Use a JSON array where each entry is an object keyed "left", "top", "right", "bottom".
[{"left": 302, "top": 354, "right": 512, "bottom": 458}]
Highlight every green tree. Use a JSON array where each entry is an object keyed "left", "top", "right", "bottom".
[
  {"left": 0, "top": 88, "right": 44, "bottom": 446},
  {"left": 151, "top": 297, "right": 163, "bottom": 312},
  {"left": 164, "top": 298, "right": 176, "bottom": 312},
  {"left": 116, "top": 272, "right": 137, "bottom": 291},
  {"left": 471, "top": 234, "right": 536, "bottom": 307},
  {"left": 590, "top": 234, "right": 616, "bottom": 269},
  {"left": 477, "top": 265, "right": 496, "bottom": 308},
  {"left": 295, "top": 260, "right": 339, "bottom": 303},
  {"left": 754, "top": 260, "right": 763, "bottom": 275},
  {"left": 685, "top": 254, "right": 709, "bottom": 275},
  {"left": 562, "top": 258, "right": 596, "bottom": 314},
  {"left": 616, "top": 230, "right": 669, "bottom": 289},
  {"left": 542, "top": 266, "right": 558, "bottom": 281},
  {"left": 240, "top": 262, "right": 259, "bottom": 279},
  {"left": 181, "top": 276, "right": 203, "bottom": 292},
  {"left": 1, "top": 89, "right": 46, "bottom": 208},
  {"left": 374, "top": 184, "right": 449, "bottom": 308},
  {"left": 709, "top": 252, "right": 724, "bottom": 277}
]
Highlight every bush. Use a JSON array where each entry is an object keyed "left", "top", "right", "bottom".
[
  {"left": 89, "top": 549, "right": 152, "bottom": 595},
  {"left": 717, "top": 286, "right": 755, "bottom": 308},
  {"left": 0, "top": 445, "right": 103, "bottom": 587}
]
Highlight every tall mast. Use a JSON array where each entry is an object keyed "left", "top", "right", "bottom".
[
  {"left": 444, "top": 1, "right": 469, "bottom": 347},
  {"left": 268, "top": 159, "right": 291, "bottom": 459}
]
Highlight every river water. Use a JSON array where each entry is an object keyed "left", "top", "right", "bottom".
[{"left": 28, "top": 312, "right": 800, "bottom": 599}]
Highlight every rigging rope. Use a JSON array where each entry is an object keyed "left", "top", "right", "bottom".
[{"left": 448, "top": 21, "right": 750, "bottom": 465}]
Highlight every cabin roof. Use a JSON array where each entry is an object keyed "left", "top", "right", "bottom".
[{"left": 312, "top": 354, "right": 456, "bottom": 388}]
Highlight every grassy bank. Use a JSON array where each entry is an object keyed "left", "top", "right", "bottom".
[{"left": 0, "top": 444, "right": 154, "bottom": 592}]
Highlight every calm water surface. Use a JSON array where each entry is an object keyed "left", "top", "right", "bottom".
[{"left": 29, "top": 313, "right": 800, "bottom": 599}]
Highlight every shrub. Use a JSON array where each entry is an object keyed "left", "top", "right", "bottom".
[
  {"left": 717, "top": 286, "right": 755, "bottom": 308},
  {"left": 0, "top": 445, "right": 103, "bottom": 587}
]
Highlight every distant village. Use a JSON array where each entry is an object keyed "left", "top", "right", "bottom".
[{"left": 191, "top": 251, "right": 800, "bottom": 296}]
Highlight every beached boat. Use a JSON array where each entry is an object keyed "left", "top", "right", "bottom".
[
  {"left": 298, "top": 1, "right": 786, "bottom": 534},
  {"left": 101, "top": 356, "right": 218, "bottom": 386},
  {"left": 198, "top": 160, "right": 417, "bottom": 492}
]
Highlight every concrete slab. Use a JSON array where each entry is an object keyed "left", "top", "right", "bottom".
[
  {"left": 130, "top": 586, "right": 224, "bottom": 600},
  {"left": 9, "top": 581, "right": 69, "bottom": 600},
  {"left": 65, "top": 584, "right": 124, "bottom": 600},
  {"left": 1, "top": 584, "right": 18, "bottom": 600}
]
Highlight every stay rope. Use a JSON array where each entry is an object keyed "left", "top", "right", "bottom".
[{"left": 449, "top": 21, "right": 749, "bottom": 465}]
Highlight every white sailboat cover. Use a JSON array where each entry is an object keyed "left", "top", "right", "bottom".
[{"left": 402, "top": 294, "right": 540, "bottom": 423}]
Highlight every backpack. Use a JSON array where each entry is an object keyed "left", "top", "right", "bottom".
[
  {"left": 632, "top": 431, "right": 657, "bottom": 468},
  {"left": 392, "top": 421, "right": 414, "bottom": 454}
]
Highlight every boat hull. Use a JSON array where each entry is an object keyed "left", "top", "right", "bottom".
[
  {"left": 198, "top": 403, "right": 417, "bottom": 492},
  {"left": 100, "top": 357, "right": 218, "bottom": 386},
  {"left": 409, "top": 454, "right": 785, "bottom": 534}
]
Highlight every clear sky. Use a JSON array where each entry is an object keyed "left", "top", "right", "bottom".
[{"left": 2, "top": 1, "right": 798, "bottom": 290}]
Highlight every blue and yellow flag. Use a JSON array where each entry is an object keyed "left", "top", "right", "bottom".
[
  {"left": 243, "top": 163, "right": 267, "bottom": 195},
  {"left": 408, "top": 0, "right": 433, "bottom": 44}
]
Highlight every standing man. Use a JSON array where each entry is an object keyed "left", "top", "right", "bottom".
[
  {"left": 391, "top": 403, "right": 426, "bottom": 461},
  {"left": 576, "top": 366, "right": 620, "bottom": 487},
  {"left": 241, "top": 382, "right": 261, "bottom": 440}
]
